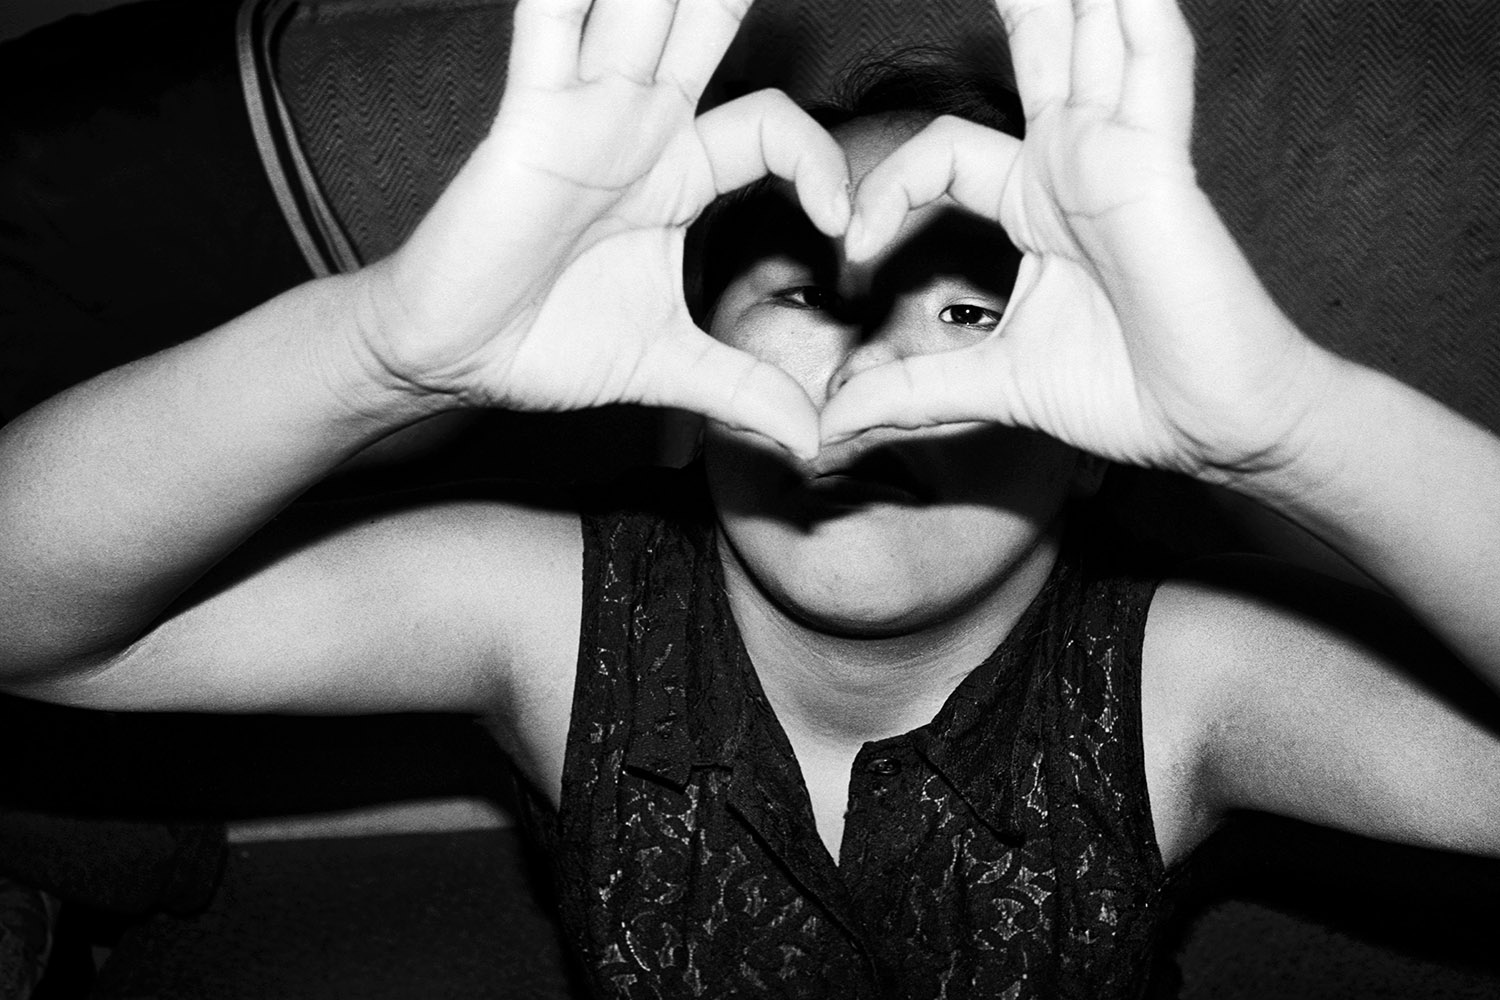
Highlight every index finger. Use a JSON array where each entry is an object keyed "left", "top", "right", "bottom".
[
  {"left": 695, "top": 89, "right": 852, "bottom": 237},
  {"left": 845, "top": 115, "right": 1022, "bottom": 261}
]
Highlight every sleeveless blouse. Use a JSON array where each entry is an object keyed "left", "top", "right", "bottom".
[{"left": 517, "top": 493, "right": 1172, "bottom": 999}]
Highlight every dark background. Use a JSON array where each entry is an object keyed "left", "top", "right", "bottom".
[{"left": 3, "top": 1, "right": 1499, "bottom": 997}]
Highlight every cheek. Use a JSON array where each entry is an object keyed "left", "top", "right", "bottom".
[
  {"left": 711, "top": 311, "right": 848, "bottom": 404},
  {"left": 703, "top": 424, "right": 795, "bottom": 514},
  {"left": 930, "top": 426, "right": 1081, "bottom": 514}
]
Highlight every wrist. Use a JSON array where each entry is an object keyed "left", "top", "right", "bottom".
[
  {"left": 1206, "top": 346, "right": 1365, "bottom": 506},
  {"left": 339, "top": 265, "right": 474, "bottom": 415},
  {"left": 308, "top": 269, "right": 465, "bottom": 429}
]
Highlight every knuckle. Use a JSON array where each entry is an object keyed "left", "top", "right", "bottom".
[
  {"left": 997, "top": 2, "right": 1047, "bottom": 36},
  {"left": 742, "top": 87, "right": 793, "bottom": 113},
  {"left": 927, "top": 114, "right": 967, "bottom": 136}
]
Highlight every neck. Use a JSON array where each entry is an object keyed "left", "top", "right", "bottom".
[{"left": 720, "top": 533, "right": 1060, "bottom": 753}]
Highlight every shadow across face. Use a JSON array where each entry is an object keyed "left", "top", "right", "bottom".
[
  {"left": 691, "top": 181, "right": 1020, "bottom": 337},
  {"left": 709, "top": 419, "right": 1082, "bottom": 534},
  {"left": 697, "top": 167, "right": 1079, "bottom": 544}
]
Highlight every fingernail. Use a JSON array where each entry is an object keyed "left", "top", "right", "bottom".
[{"left": 831, "top": 189, "right": 852, "bottom": 234}]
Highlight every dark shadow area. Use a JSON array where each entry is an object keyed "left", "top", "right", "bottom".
[
  {"left": 0, "top": 697, "right": 512, "bottom": 823},
  {"left": 1167, "top": 813, "right": 1500, "bottom": 998},
  {"left": 5, "top": 1, "right": 1500, "bottom": 997},
  {"left": 0, "top": 694, "right": 588, "bottom": 999},
  {"left": 89, "top": 828, "right": 586, "bottom": 1000}
]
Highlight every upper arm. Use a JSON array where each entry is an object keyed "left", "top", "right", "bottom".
[
  {"left": 9, "top": 483, "right": 583, "bottom": 723},
  {"left": 1142, "top": 555, "right": 1500, "bottom": 866}
]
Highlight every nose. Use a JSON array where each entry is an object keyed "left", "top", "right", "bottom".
[
  {"left": 825, "top": 334, "right": 899, "bottom": 400},
  {"left": 823, "top": 247, "right": 914, "bottom": 400},
  {"left": 826, "top": 285, "right": 943, "bottom": 403}
]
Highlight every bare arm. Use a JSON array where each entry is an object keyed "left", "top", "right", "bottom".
[
  {"left": 0, "top": 274, "right": 424, "bottom": 681},
  {"left": 3, "top": 485, "right": 580, "bottom": 713},
  {"left": 819, "top": 0, "right": 1500, "bottom": 855},
  {"left": 824, "top": 0, "right": 1500, "bottom": 686},
  {"left": 1144, "top": 557, "right": 1500, "bottom": 866},
  {"left": 0, "top": 0, "right": 850, "bottom": 708}
]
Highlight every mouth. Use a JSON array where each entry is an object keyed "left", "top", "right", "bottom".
[{"left": 799, "top": 438, "right": 934, "bottom": 507}]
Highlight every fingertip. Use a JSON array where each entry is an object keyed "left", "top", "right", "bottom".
[
  {"left": 794, "top": 136, "right": 852, "bottom": 239},
  {"left": 816, "top": 423, "right": 859, "bottom": 451},
  {"left": 845, "top": 171, "right": 907, "bottom": 262},
  {"left": 787, "top": 407, "right": 822, "bottom": 462},
  {"left": 846, "top": 208, "right": 904, "bottom": 264},
  {"left": 825, "top": 184, "right": 852, "bottom": 239},
  {"left": 817, "top": 385, "right": 887, "bottom": 447},
  {"left": 787, "top": 431, "right": 820, "bottom": 463},
  {"left": 843, "top": 196, "right": 898, "bottom": 263},
  {"left": 731, "top": 424, "right": 820, "bottom": 463},
  {"left": 730, "top": 362, "right": 822, "bottom": 460},
  {"left": 739, "top": 409, "right": 821, "bottom": 462},
  {"left": 843, "top": 214, "right": 868, "bottom": 262}
]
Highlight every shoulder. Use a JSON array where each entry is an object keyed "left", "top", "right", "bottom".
[
  {"left": 1141, "top": 552, "right": 1418, "bottom": 729},
  {"left": 1140, "top": 554, "right": 1500, "bottom": 864},
  {"left": 1, "top": 1, "right": 307, "bottom": 422},
  {"left": 1138, "top": 554, "right": 1370, "bottom": 863},
  {"left": 575, "top": 465, "right": 715, "bottom": 594}
]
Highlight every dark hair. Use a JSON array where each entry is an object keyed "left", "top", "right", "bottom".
[
  {"left": 685, "top": 49, "right": 1023, "bottom": 325},
  {"left": 805, "top": 47, "right": 1021, "bottom": 135}
]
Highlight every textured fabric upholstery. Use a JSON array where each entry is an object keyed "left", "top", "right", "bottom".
[{"left": 266, "top": 0, "right": 1500, "bottom": 432}]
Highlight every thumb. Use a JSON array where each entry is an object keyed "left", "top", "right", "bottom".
[
  {"left": 818, "top": 340, "right": 1024, "bottom": 446},
  {"left": 644, "top": 327, "right": 820, "bottom": 460}
]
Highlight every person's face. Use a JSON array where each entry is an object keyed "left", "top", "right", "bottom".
[{"left": 703, "top": 114, "right": 1094, "bottom": 638}]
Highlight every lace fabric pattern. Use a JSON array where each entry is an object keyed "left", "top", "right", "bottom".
[{"left": 520, "top": 497, "right": 1168, "bottom": 999}]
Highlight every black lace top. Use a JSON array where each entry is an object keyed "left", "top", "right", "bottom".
[{"left": 518, "top": 491, "right": 1171, "bottom": 999}]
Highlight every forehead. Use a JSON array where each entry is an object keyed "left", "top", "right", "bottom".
[
  {"left": 801, "top": 111, "right": 1008, "bottom": 266},
  {"left": 691, "top": 112, "right": 1017, "bottom": 319},
  {"left": 833, "top": 112, "right": 931, "bottom": 183}
]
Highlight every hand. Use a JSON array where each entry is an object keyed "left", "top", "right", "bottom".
[
  {"left": 821, "top": 0, "right": 1328, "bottom": 480},
  {"left": 359, "top": 0, "right": 851, "bottom": 458}
]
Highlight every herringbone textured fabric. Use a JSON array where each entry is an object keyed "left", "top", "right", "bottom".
[
  {"left": 1187, "top": 0, "right": 1500, "bottom": 434},
  {"left": 274, "top": 0, "right": 1500, "bottom": 431},
  {"left": 277, "top": 0, "right": 511, "bottom": 268}
]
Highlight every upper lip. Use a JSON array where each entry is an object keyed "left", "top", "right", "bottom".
[{"left": 800, "top": 433, "right": 933, "bottom": 501}]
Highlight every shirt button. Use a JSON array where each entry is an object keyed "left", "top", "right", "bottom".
[{"left": 867, "top": 756, "right": 901, "bottom": 777}]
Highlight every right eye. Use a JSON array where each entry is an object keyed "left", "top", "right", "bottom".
[{"left": 772, "top": 285, "right": 837, "bottom": 311}]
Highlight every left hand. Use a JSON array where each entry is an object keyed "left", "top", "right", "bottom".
[
  {"left": 362, "top": 0, "right": 850, "bottom": 459},
  {"left": 820, "top": 0, "right": 1330, "bottom": 480}
]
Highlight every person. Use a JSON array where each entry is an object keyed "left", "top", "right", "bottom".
[{"left": 0, "top": 0, "right": 1497, "bottom": 996}]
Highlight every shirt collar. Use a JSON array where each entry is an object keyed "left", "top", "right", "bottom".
[
  {"left": 621, "top": 523, "right": 750, "bottom": 788},
  {"left": 913, "top": 560, "right": 1073, "bottom": 846},
  {"left": 623, "top": 521, "right": 1076, "bottom": 843}
]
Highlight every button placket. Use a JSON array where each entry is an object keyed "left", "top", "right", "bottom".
[{"left": 842, "top": 745, "right": 918, "bottom": 911}]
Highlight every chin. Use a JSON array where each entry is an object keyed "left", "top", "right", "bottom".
[
  {"left": 717, "top": 501, "right": 1065, "bottom": 644},
  {"left": 743, "top": 534, "right": 992, "bottom": 639},
  {"left": 783, "top": 588, "right": 942, "bottom": 639}
]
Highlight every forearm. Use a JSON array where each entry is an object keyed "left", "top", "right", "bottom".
[
  {"left": 1227, "top": 350, "right": 1500, "bottom": 685},
  {"left": 1105, "top": 187, "right": 1500, "bottom": 680},
  {"left": 0, "top": 271, "right": 451, "bottom": 677}
]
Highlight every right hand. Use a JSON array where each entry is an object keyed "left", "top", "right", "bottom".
[
  {"left": 358, "top": 0, "right": 851, "bottom": 457},
  {"left": 821, "top": 0, "right": 1321, "bottom": 482}
]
